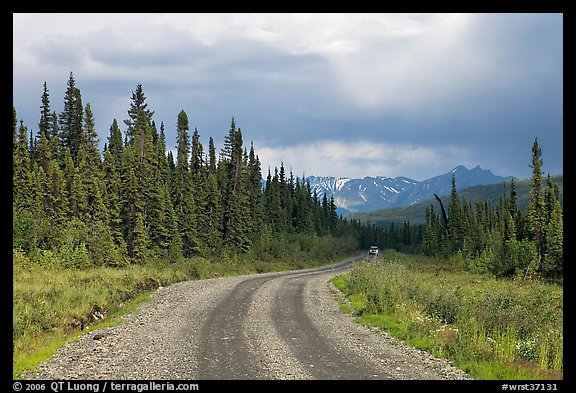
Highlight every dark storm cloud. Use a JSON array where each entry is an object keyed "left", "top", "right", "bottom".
[{"left": 13, "top": 13, "right": 562, "bottom": 179}]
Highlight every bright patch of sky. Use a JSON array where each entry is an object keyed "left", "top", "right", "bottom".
[{"left": 13, "top": 13, "right": 563, "bottom": 180}]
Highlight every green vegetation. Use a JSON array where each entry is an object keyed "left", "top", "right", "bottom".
[
  {"left": 351, "top": 174, "right": 563, "bottom": 227},
  {"left": 14, "top": 242, "right": 355, "bottom": 379},
  {"left": 13, "top": 73, "right": 360, "bottom": 271},
  {"left": 13, "top": 258, "right": 184, "bottom": 378},
  {"left": 356, "top": 139, "right": 562, "bottom": 282},
  {"left": 13, "top": 73, "right": 364, "bottom": 377},
  {"left": 331, "top": 250, "right": 563, "bottom": 380},
  {"left": 13, "top": 73, "right": 562, "bottom": 381}
]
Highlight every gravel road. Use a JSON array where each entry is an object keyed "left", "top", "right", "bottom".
[{"left": 26, "top": 255, "right": 471, "bottom": 380}]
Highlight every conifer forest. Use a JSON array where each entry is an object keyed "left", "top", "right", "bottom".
[
  {"left": 13, "top": 73, "right": 360, "bottom": 269},
  {"left": 13, "top": 73, "right": 562, "bottom": 280}
]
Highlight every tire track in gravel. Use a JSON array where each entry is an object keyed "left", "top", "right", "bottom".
[
  {"left": 196, "top": 275, "right": 272, "bottom": 379},
  {"left": 196, "top": 256, "right": 362, "bottom": 379},
  {"left": 27, "top": 254, "right": 470, "bottom": 380},
  {"left": 271, "top": 276, "right": 391, "bottom": 379}
]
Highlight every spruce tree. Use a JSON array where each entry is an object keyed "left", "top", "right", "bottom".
[
  {"left": 278, "top": 163, "right": 293, "bottom": 232},
  {"left": 13, "top": 120, "right": 31, "bottom": 211},
  {"left": 107, "top": 119, "right": 124, "bottom": 167},
  {"left": 208, "top": 137, "right": 217, "bottom": 174},
  {"left": 423, "top": 206, "right": 437, "bottom": 256},
  {"left": 447, "top": 175, "right": 462, "bottom": 252},
  {"left": 124, "top": 83, "right": 154, "bottom": 144},
  {"left": 37, "top": 131, "right": 67, "bottom": 231},
  {"left": 152, "top": 121, "right": 179, "bottom": 253},
  {"left": 59, "top": 72, "right": 84, "bottom": 164},
  {"left": 204, "top": 171, "right": 223, "bottom": 252},
  {"left": 221, "top": 122, "right": 251, "bottom": 252},
  {"left": 190, "top": 128, "right": 211, "bottom": 251},
  {"left": 103, "top": 149, "right": 124, "bottom": 247},
  {"left": 266, "top": 167, "right": 285, "bottom": 233},
  {"left": 292, "top": 178, "right": 314, "bottom": 234},
  {"left": 508, "top": 178, "right": 527, "bottom": 240},
  {"left": 527, "top": 138, "right": 545, "bottom": 273},
  {"left": 173, "top": 110, "right": 197, "bottom": 256},
  {"left": 543, "top": 177, "right": 563, "bottom": 277},
  {"left": 39, "top": 81, "right": 52, "bottom": 140},
  {"left": 83, "top": 103, "right": 101, "bottom": 167},
  {"left": 119, "top": 145, "right": 143, "bottom": 259},
  {"left": 247, "top": 143, "right": 264, "bottom": 235}
]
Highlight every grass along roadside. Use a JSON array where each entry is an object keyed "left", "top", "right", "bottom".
[
  {"left": 13, "top": 246, "right": 358, "bottom": 379},
  {"left": 13, "top": 263, "right": 188, "bottom": 379},
  {"left": 330, "top": 250, "right": 563, "bottom": 380}
]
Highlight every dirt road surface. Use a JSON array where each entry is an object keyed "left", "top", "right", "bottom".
[{"left": 27, "top": 255, "right": 469, "bottom": 380}]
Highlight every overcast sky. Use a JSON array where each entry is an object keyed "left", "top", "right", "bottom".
[{"left": 13, "top": 13, "right": 563, "bottom": 181}]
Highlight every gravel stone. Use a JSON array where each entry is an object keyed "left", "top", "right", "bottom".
[{"left": 24, "top": 257, "right": 471, "bottom": 380}]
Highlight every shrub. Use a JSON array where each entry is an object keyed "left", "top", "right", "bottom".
[
  {"left": 57, "top": 241, "right": 92, "bottom": 269},
  {"left": 13, "top": 248, "right": 31, "bottom": 269},
  {"left": 337, "top": 250, "right": 563, "bottom": 378}
]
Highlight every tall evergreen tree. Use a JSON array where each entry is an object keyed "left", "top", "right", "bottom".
[
  {"left": 220, "top": 121, "right": 251, "bottom": 251},
  {"left": 208, "top": 137, "right": 217, "bottom": 174},
  {"left": 107, "top": 119, "right": 124, "bottom": 167},
  {"left": 13, "top": 120, "right": 31, "bottom": 211},
  {"left": 39, "top": 82, "right": 52, "bottom": 140},
  {"left": 220, "top": 117, "right": 237, "bottom": 162},
  {"left": 132, "top": 111, "right": 159, "bottom": 253},
  {"left": 45, "top": 157, "right": 69, "bottom": 238},
  {"left": 204, "top": 170, "right": 223, "bottom": 252},
  {"left": 543, "top": 176, "right": 563, "bottom": 277},
  {"left": 59, "top": 72, "right": 84, "bottom": 164},
  {"left": 293, "top": 178, "right": 314, "bottom": 234},
  {"left": 173, "top": 110, "right": 197, "bottom": 256},
  {"left": 447, "top": 175, "right": 463, "bottom": 252},
  {"left": 102, "top": 149, "right": 124, "bottom": 247},
  {"left": 527, "top": 138, "right": 545, "bottom": 272},
  {"left": 151, "top": 120, "right": 179, "bottom": 253},
  {"left": 190, "top": 128, "right": 210, "bottom": 252},
  {"left": 124, "top": 83, "right": 154, "bottom": 144},
  {"left": 48, "top": 111, "right": 60, "bottom": 163},
  {"left": 247, "top": 143, "right": 264, "bottom": 235},
  {"left": 119, "top": 145, "right": 142, "bottom": 258},
  {"left": 83, "top": 103, "right": 101, "bottom": 167}
]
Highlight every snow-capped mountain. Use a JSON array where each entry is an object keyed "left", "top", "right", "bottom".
[
  {"left": 307, "top": 176, "right": 353, "bottom": 196},
  {"left": 306, "top": 165, "right": 514, "bottom": 215}
]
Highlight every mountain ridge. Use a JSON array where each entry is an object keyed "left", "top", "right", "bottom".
[
  {"left": 349, "top": 173, "right": 563, "bottom": 227},
  {"left": 305, "top": 165, "right": 515, "bottom": 215}
]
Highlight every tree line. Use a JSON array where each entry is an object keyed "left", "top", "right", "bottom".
[
  {"left": 12, "top": 73, "right": 562, "bottom": 280},
  {"left": 361, "top": 138, "right": 563, "bottom": 280},
  {"left": 13, "top": 73, "right": 359, "bottom": 268}
]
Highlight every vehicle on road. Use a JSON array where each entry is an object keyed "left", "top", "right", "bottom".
[{"left": 368, "top": 246, "right": 379, "bottom": 256}]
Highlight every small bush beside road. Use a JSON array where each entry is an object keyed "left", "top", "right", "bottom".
[{"left": 332, "top": 250, "right": 563, "bottom": 380}]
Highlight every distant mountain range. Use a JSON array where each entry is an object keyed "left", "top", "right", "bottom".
[
  {"left": 349, "top": 174, "right": 563, "bottom": 227},
  {"left": 306, "top": 165, "right": 515, "bottom": 215}
]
